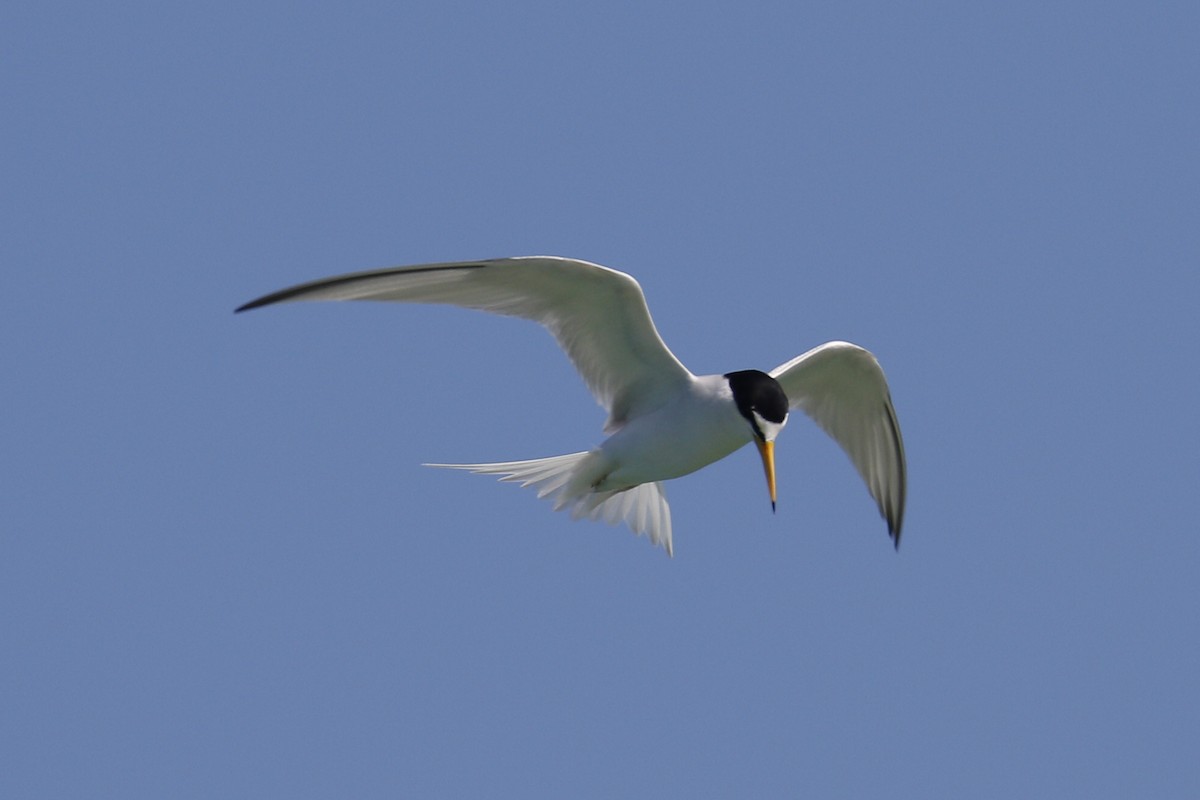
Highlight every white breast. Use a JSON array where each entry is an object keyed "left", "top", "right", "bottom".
[{"left": 594, "top": 375, "right": 752, "bottom": 490}]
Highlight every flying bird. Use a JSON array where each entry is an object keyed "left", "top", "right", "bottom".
[{"left": 236, "top": 256, "right": 906, "bottom": 556}]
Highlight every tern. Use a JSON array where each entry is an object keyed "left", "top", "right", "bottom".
[{"left": 237, "top": 256, "right": 906, "bottom": 556}]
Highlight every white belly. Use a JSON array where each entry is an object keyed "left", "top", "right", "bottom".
[{"left": 593, "top": 376, "right": 752, "bottom": 490}]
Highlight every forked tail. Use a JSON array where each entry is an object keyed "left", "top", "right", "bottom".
[{"left": 424, "top": 452, "right": 674, "bottom": 556}]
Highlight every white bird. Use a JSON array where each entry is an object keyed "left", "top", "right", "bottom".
[{"left": 237, "top": 256, "right": 906, "bottom": 556}]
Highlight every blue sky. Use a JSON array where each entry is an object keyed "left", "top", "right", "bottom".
[{"left": 3, "top": 1, "right": 1197, "bottom": 796}]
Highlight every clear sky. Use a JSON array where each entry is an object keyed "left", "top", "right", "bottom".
[{"left": 3, "top": 1, "right": 1197, "bottom": 797}]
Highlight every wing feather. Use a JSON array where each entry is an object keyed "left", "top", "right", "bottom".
[
  {"left": 237, "top": 257, "right": 693, "bottom": 427},
  {"left": 770, "top": 341, "right": 907, "bottom": 545}
]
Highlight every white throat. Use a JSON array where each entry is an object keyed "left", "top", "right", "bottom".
[{"left": 753, "top": 411, "right": 787, "bottom": 442}]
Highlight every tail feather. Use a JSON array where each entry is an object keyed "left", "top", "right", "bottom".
[{"left": 425, "top": 453, "right": 674, "bottom": 556}]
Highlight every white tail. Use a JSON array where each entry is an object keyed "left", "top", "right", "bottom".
[{"left": 425, "top": 452, "right": 674, "bottom": 556}]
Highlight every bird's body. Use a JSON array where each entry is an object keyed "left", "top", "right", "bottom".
[
  {"left": 596, "top": 373, "right": 751, "bottom": 489},
  {"left": 237, "top": 256, "right": 906, "bottom": 556}
]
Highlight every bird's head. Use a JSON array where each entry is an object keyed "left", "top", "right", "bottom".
[{"left": 725, "top": 370, "right": 790, "bottom": 511}]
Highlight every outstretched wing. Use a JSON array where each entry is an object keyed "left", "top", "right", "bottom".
[
  {"left": 237, "top": 257, "right": 694, "bottom": 429},
  {"left": 770, "top": 341, "right": 907, "bottom": 546}
]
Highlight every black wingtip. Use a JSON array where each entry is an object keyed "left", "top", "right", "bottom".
[
  {"left": 234, "top": 261, "right": 493, "bottom": 316},
  {"left": 235, "top": 292, "right": 289, "bottom": 313},
  {"left": 234, "top": 298, "right": 265, "bottom": 314}
]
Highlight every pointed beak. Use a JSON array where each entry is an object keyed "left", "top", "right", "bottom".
[{"left": 754, "top": 437, "right": 777, "bottom": 512}]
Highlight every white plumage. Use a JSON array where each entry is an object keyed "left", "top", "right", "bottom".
[{"left": 237, "top": 256, "right": 906, "bottom": 556}]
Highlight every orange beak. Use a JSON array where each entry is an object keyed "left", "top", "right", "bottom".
[{"left": 754, "top": 438, "right": 777, "bottom": 512}]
